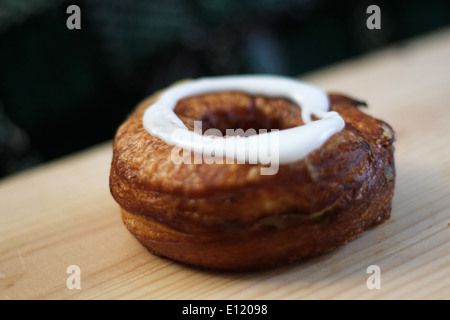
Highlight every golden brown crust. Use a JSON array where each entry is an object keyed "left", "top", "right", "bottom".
[{"left": 110, "top": 90, "right": 395, "bottom": 271}]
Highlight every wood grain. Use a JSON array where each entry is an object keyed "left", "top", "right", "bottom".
[{"left": 1, "top": 28, "right": 449, "bottom": 300}]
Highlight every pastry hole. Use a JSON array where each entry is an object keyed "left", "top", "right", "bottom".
[
  {"left": 174, "top": 92, "right": 305, "bottom": 136},
  {"left": 200, "top": 108, "right": 283, "bottom": 136}
]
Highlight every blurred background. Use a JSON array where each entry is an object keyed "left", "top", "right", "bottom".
[{"left": 0, "top": 0, "right": 449, "bottom": 178}]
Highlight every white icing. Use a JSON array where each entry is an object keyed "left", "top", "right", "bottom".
[{"left": 142, "top": 75, "right": 344, "bottom": 165}]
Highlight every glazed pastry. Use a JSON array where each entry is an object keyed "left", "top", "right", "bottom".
[{"left": 110, "top": 75, "right": 395, "bottom": 271}]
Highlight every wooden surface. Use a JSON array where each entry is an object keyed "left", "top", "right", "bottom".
[{"left": 1, "top": 28, "right": 450, "bottom": 300}]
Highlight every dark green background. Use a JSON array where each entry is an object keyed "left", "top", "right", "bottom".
[{"left": 0, "top": 0, "right": 449, "bottom": 177}]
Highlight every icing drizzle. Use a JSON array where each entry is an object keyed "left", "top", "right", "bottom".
[{"left": 142, "top": 75, "right": 344, "bottom": 165}]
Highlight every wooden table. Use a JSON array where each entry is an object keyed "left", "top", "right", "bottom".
[{"left": 1, "top": 28, "right": 449, "bottom": 300}]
